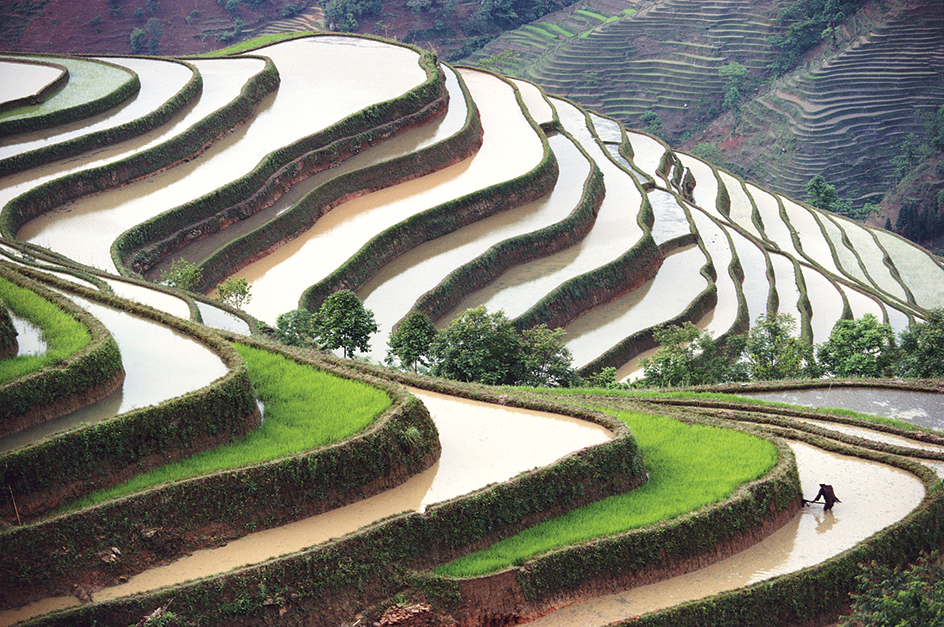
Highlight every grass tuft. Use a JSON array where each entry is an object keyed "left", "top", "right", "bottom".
[{"left": 0, "top": 277, "right": 90, "bottom": 385}]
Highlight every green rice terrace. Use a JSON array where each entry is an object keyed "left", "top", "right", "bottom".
[{"left": 1, "top": 33, "right": 944, "bottom": 627}]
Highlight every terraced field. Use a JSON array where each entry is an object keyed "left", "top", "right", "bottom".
[{"left": 2, "top": 33, "right": 944, "bottom": 626}]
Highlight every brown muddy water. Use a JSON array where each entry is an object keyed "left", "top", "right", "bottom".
[
  {"left": 511, "top": 78, "right": 555, "bottom": 126},
  {"left": 740, "top": 387, "right": 944, "bottom": 432},
  {"left": 623, "top": 130, "right": 666, "bottom": 179},
  {"left": 0, "top": 389, "right": 611, "bottom": 625},
  {"left": 0, "top": 58, "right": 193, "bottom": 159},
  {"left": 0, "top": 293, "right": 228, "bottom": 453},
  {"left": 527, "top": 440, "right": 925, "bottom": 626},
  {"left": 799, "top": 264, "right": 847, "bottom": 344},
  {"left": 779, "top": 197, "right": 841, "bottom": 275},
  {"left": 18, "top": 38, "right": 424, "bottom": 272},
  {"left": 359, "top": 131, "right": 592, "bottom": 362},
  {"left": 442, "top": 97, "right": 645, "bottom": 326},
  {"left": 718, "top": 170, "right": 764, "bottom": 241},
  {"left": 828, "top": 214, "right": 909, "bottom": 304},
  {"left": 239, "top": 68, "right": 544, "bottom": 325},
  {"left": 688, "top": 207, "right": 739, "bottom": 338},
  {"left": 6, "top": 312, "right": 44, "bottom": 356},
  {"left": 156, "top": 63, "right": 469, "bottom": 282},
  {"left": 563, "top": 244, "right": 709, "bottom": 369},
  {"left": 748, "top": 183, "right": 803, "bottom": 260},
  {"left": 0, "top": 59, "right": 65, "bottom": 109}
]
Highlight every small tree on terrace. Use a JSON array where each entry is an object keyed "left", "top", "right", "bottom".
[
  {"left": 744, "top": 312, "right": 814, "bottom": 380},
  {"left": 215, "top": 276, "right": 252, "bottom": 311},
  {"left": 899, "top": 308, "right": 944, "bottom": 378},
  {"left": 640, "top": 322, "right": 743, "bottom": 388},
  {"left": 275, "top": 309, "right": 317, "bottom": 348},
  {"left": 518, "top": 324, "right": 576, "bottom": 387},
  {"left": 314, "top": 290, "right": 378, "bottom": 359},
  {"left": 159, "top": 258, "right": 202, "bottom": 291},
  {"left": 817, "top": 314, "right": 898, "bottom": 378},
  {"left": 430, "top": 306, "right": 520, "bottom": 385},
  {"left": 386, "top": 310, "right": 438, "bottom": 373}
]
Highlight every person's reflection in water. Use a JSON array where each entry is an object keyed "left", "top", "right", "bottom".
[{"left": 814, "top": 510, "right": 838, "bottom": 534}]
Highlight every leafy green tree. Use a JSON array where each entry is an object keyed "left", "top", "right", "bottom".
[
  {"left": 386, "top": 310, "right": 438, "bottom": 373},
  {"left": 899, "top": 308, "right": 944, "bottom": 378},
  {"left": 719, "top": 62, "right": 747, "bottom": 124},
  {"left": 806, "top": 174, "right": 851, "bottom": 215},
  {"left": 215, "top": 276, "right": 252, "bottom": 311},
  {"left": 430, "top": 306, "right": 521, "bottom": 385},
  {"left": 817, "top": 314, "right": 898, "bottom": 378},
  {"left": 159, "top": 258, "right": 202, "bottom": 291},
  {"left": 640, "top": 322, "right": 744, "bottom": 388},
  {"left": 839, "top": 553, "right": 944, "bottom": 627},
  {"left": 130, "top": 27, "right": 146, "bottom": 52},
  {"left": 518, "top": 324, "right": 576, "bottom": 387},
  {"left": 744, "top": 312, "right": 814, "bottom": 380},
  {"left": 314, "top": 290, "right": 378, "bottom": 359},
  {"left": 640, "top": 110, "right": 668, "bottom": 141},
  {"left": 275, "top": 309, "right": 317, "bottom": 348}
]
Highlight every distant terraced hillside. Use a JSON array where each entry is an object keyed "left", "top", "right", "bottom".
[{"left": 462, "top": 0, "right": 943, "bottom": 211}]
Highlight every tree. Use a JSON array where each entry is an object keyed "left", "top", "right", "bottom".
[
  {"left": 640, "top": 110, "right": 668, "bottom": 141},
  {"left": 275, "top": 309, "right": 317, "bottom": 348},
  {"left": 640, "top": 322, "right": 744, "bottom": 388},
  {"left": 817, "top": 314, "right": 897, "bottom": 378},
  {"left": 159, "top": 258, "right": 202, "bottom": 291},
  {"left": 839, "top": 553, "right": 944, "bottom": 627},
  {"left": 719, "top": 62, "right": 747, "bottom": 124},
  {"left": 314, "top": 290, "right": 378, "bottom": 359},
  {"left": 215, "top": 276, "right": 252, "bottom": 311},
  {"left": 130, "top": 27, "right": 146, "bottom": 53},
  {"left": 386, "top": 310, "right": 438, "bottom": 373},
  {"left": 518, "top": 324, "right": 576, "bottom": 387},
  {"left": 430, "top": 306, "right": 521, "bottom": 385},
  {"left": 744, "top": 312, "right": 814, "bottom": 380},
  {"left": 899, "top": 308, "right": 944, "bottom": 378}
]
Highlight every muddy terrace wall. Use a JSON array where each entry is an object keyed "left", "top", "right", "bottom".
[
  {"left": 452, "top": 437, "right": 799, "bottom": 626},
  {"left": 0, "top": 337, "right": 441, "bottom": 610},
  {"left": 0, "top": 58, "right": 201, "bottom": 178},
  {"left": 0, "top": 265, "right": 124, "bottom": 437},
  {"left": 0, "top": 57, "right": 138, "bottom": 137},
  {"left": 300, "top": 108, "right": 560, "bottom": 312},
  {"left": 0, "top": 269, "right": 258, "bottom": 524},
  {"left": 194, "top": 63, "right": 484, "bottom": 296},
  {"left": 15, "top": 368, "right": 646, "bottom": 626},
  {"left": 415, "top": 152, "right": 606, "bottom": 326},
  {"left": 0, "top": 58, "right": 280, "bottom": 239},
  {"left": 115, "top": 46, "right": 451, "bottom": 285}
]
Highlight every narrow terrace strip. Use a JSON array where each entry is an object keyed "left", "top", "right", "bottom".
[
  {"left": 0, "top": 57, "right": 199, "bottom": 176},
  {"left": 237, "top": 68, "right": 545, "bottom": 325},
  {"left": 359, "top": 130, "right": 595, "bottom": 362},
  {"left": 442, "top": 98, "right": 647, "bottom": 325}
]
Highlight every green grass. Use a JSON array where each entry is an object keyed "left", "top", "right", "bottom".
[
  {"left": 0, "top": 277, "right": 90, "bottom": 385},
  {"left": 434, "top": 408, "right": 777, "bottom": 577},
  {"left": 61, "top": 343, "right": 391, "bottom": 511},
  {"left": 0, "top": 57, "right": 133, "bottom": 121},
  {"left": 193, "top": 32, "right": 311, "bottom": 57}
]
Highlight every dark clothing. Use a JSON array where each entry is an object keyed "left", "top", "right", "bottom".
[{"left": 811, "top": 484, "right": 841, "bottom": 511}]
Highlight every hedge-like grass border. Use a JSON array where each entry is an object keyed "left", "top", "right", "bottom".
[
  {"left": 299, "top": 67, "right": 560, "bottom": 312},
  {"left": 0, "top": 264, "right": 123, "bottom": 437},
  {"left": 0, "top": 58, "right": 202, "bottom": 178},
  {"left": 113, "top": 41, "right": 450, "bottom": 285},
  {"left": 0, "top": 55, "right": 139, "bottom": 137},
  {"left": 0, "top": 268, "right": 258, "bottom": 524},
  {"left": 13, "top": 361, "right": 646, "bottom": 626},
  {"left": 0, "top": 55, "right": 280, "bottom": 239}
]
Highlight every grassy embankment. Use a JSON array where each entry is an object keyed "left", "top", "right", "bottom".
[
  {"left": 0, "top": 277, "right": 90, "bottom": 384},
  {"left": 62, "top": 343, "right": 390, "bottom": 510},
  {"left": 436, "top": 406, "right": 778, "bottom": 577}
]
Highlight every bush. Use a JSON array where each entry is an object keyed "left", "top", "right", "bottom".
[{"left": 838, "top": 553, "right": 944, "bottom": 626}]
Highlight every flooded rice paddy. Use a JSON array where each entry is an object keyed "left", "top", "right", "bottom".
[
  {"left": 0, "top": 59, "right": 64, "bottom": 109},
  {"left": 528, "top": 440, "right": 925, "bottom": 625},
  {"left": 0, "top": 294, "right": 228, "bottom": 453},
  {"left": 0, "top": 389, "right": 612, "bottom": 625},
  {"left": 240, "top": 68, "right": 544, "bottom": 324}
]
